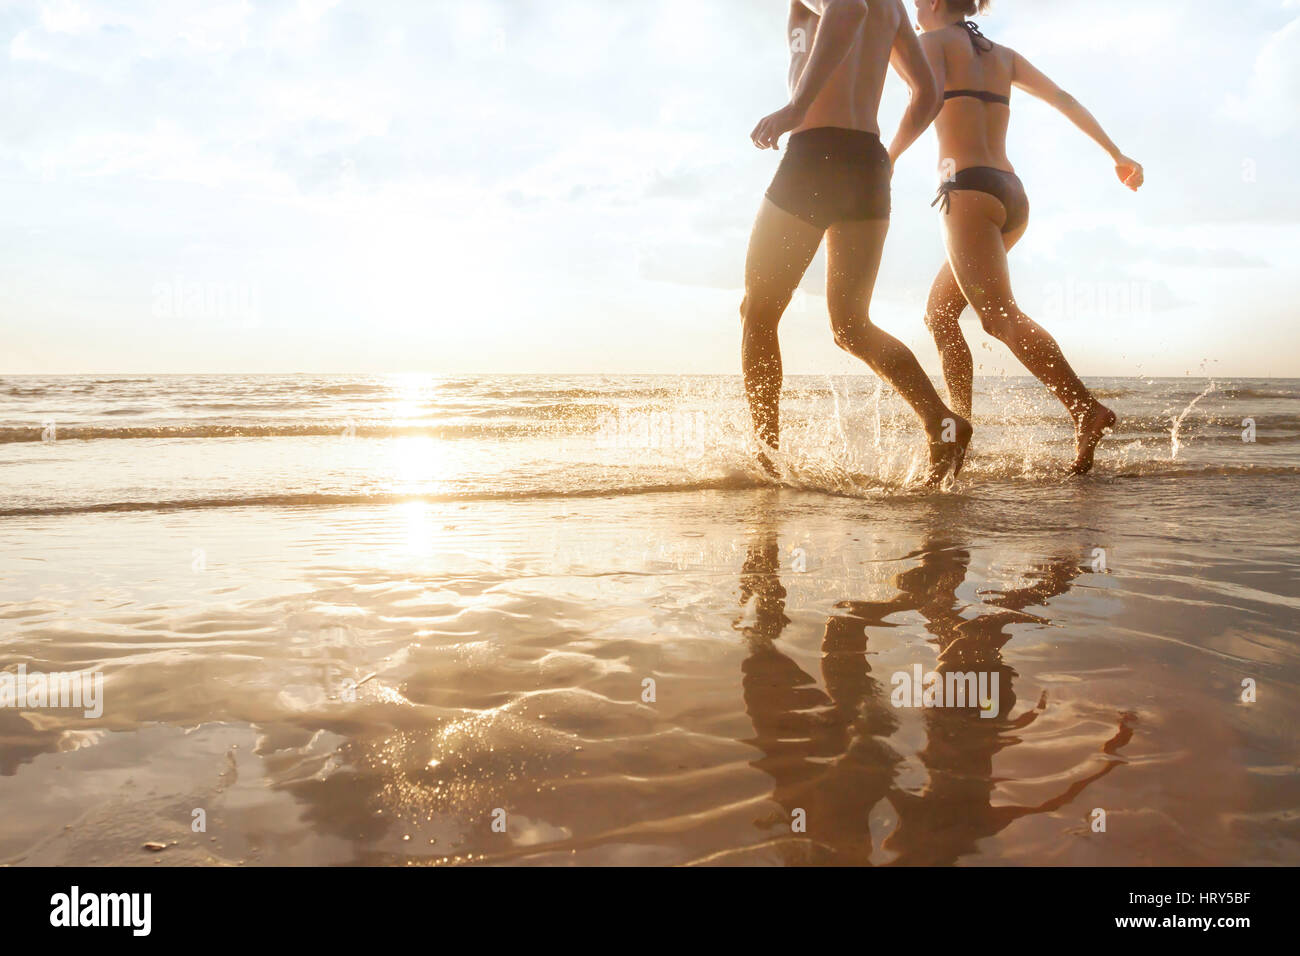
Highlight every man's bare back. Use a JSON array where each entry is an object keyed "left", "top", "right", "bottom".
[
  {"left": 752, "top": 0, "right": 941, "bottom": 168},
  {"left": 786, "top": 0, "right": 906, "bottom": 137}
]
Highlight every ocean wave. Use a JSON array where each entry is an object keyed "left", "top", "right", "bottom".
[
  {"left": 3, "top": 379, "right": 154, "bottom": 396},
  {"left": 472, "top": 387, "right": 682, "bottom": 402},
  {"left": 1218, "top": 387, "right": 1300, "bottom": 400},
  {"left": 172, "top": 402, "right": 321, "bottom": 411},
  {"left": 0, "top": 422, "right": 539, "bottom": 443},
  {"left": 0, "top": 479, "right": 768, "bottom": 517},
  {"left": 4, "top": 463, "right": 1297, "bottom": 518},
  {"left": 6, "top": 413, "right": 1293, "bottom": 444},
  {"left": 313, "top": 383, "right": 388, "bottom": 396}
]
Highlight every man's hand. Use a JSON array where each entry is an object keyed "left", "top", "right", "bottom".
[
  {"left": 1113, "top": 154, "right": 1144, "bottom": 191},
  {"left": 751, "top": 102, "right": 806, "bottom": 150}
]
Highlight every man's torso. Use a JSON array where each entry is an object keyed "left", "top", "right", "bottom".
[{"left": 789, "top": 0, "right": 904, "bottom": 137}]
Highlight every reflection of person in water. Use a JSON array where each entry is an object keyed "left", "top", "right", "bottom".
[
  {"left": 735, "top": 520, "right": 1134, "bottom": 865},
  {"left": 736, "top": 527, "right": 901, "bottom": 865},
  {"left": 879, "top": 544, "right": 1135, "bottom": 865}
]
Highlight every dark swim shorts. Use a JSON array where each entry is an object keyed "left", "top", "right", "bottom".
[{"left": 765, "top": 126, "right": 892, "bottom": 229}]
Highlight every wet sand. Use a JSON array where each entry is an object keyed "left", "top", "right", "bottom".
[{"left": 2, "top": 475, "right": 1296, "bottom": 866}]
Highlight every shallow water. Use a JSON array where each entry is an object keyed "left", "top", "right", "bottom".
[{"left": 1, "top": 375, "right": 1297, "bottom": 865}]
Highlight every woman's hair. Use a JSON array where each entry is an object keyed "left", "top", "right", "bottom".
[{"left": 946, "top": 0, "right": 991, "bottom": 15}]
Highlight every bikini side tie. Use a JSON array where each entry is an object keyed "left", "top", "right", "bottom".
[{"left": 932, "top": 181, "right": 955, "bottom": 215}]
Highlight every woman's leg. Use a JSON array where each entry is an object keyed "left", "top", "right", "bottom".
[
  {"left": 940, "top": 192, "right": 1114, "bottom": 474},
  {"left": 923, "top": 262, "right": 974, "bottom": 419},
  {"left": 824, "top": 218, "right": 972, "bottom": 483},
  {"left": 740, "top": 199, "right": 825, "bottom": 461},
  {"left": 923, "top": 222, "right": 1031, "bottom": 420}
]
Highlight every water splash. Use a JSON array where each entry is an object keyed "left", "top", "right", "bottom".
[
  {"left": 872, "top": 379, "right": 884, "bottom": 449},
  {"left": 828, "top": 376, "right": 849, "bottom": 454},
  {"left": 1170, "top": 380, "right": 1218, "bottom": 461}
]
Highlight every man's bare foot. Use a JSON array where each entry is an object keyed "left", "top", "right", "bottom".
[
  {"left": 1070, "top": 403, "right": 1116, "bottom": 476},
  {"left": 756, "top": 449, "right": 780, "bottom": 479},
  {"left": 925, "top": 414, "right": 973, "bottom": 486}
]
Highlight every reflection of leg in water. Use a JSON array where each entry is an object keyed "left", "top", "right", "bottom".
[
  {"left": 734, "top": 530, "right": 790, "bottom": 643},
  {"left": 835, "top": 541, "right": 970, "bottom": 633},
  {"left": 814, "top": 614, "right": 903, "bottom": 863},
  {"left": 881, "top": 551, "right": 1135, "bottom": 866},
  {"left": 979, "top": 554, "right": 1086, "bottom": 614},
  {"left": 736, "top": 529, "right": 901, "bottom": 865},
  {"left": 885, "top": 707, "right": 1137, "bottom": 866},
  {"left": 737, "top": 528, "right": 822, "bottom": 862}
]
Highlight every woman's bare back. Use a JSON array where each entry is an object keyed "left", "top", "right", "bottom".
[{"left": 924, "top": 23, "right": 1016, "bottom": 174}]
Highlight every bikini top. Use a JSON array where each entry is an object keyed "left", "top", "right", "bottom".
[
  {"left": 943, "top": 21, "right": 1010, "bottom": 107},
  {"left": 943, "top": 89, "right": 1011, "bottom": 106}
]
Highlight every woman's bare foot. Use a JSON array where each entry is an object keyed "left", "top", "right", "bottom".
[
  {"left": 1071, "top": 403, "right": 1116, "bottom": 475},
  {"left": 925, "top": 414, "right": 973, "bottom": 486}
]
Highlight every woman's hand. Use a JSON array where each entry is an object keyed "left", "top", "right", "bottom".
[
  {"left": 1114, "top": 155, "right": 1144, "bottom": 191},
  {"left": 750, "top": 103, "right": 806, "bottom": 150}
]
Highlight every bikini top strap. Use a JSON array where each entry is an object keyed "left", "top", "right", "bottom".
[{"left": 962, "top": 19, "right": 994, "bottom": 55}]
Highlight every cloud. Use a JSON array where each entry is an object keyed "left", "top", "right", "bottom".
[
  {"left": 1048, "top": 226, "right": 1271, "bottom": 271},
  {"left": 1224, "top": 14, "right": 1300, "bottom": 135}
]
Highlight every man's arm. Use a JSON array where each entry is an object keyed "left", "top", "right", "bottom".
[
  {"left": 787, "top": 0, "right": 867, "bottom": 115},
  {"left": 752, "top": 0, "right": 868, "bottom": 149},
  {"left": 1011, "top": 49, "right": 1144, "bottom": 190},
  {"left": 886, "top": 20, "right": 942, "bottom": 167},
  {"left": 787, "top": 1, "right": 820, "bottom": 97}
]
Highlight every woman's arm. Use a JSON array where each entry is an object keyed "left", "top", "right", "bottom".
[
  {"left": 1011, "top": 50, "right": 1144, "bottom": 190},
  {"left": 887, "top": 25, "right": 943, "bottom": 167},
  {"left": 752, "top": 0, "right": 868, "bottom": 149}
]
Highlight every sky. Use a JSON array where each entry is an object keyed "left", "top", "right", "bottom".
[{"left": 2, "top": 0, "right": 1299, "bottom": 377}]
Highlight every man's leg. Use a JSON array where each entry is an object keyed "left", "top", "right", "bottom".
[
  {"left": 740, "top": 199, "right": 825, "bottom": 462},
  {"left": 825, "top": 218, "right": 971, "bottom": 483}
]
